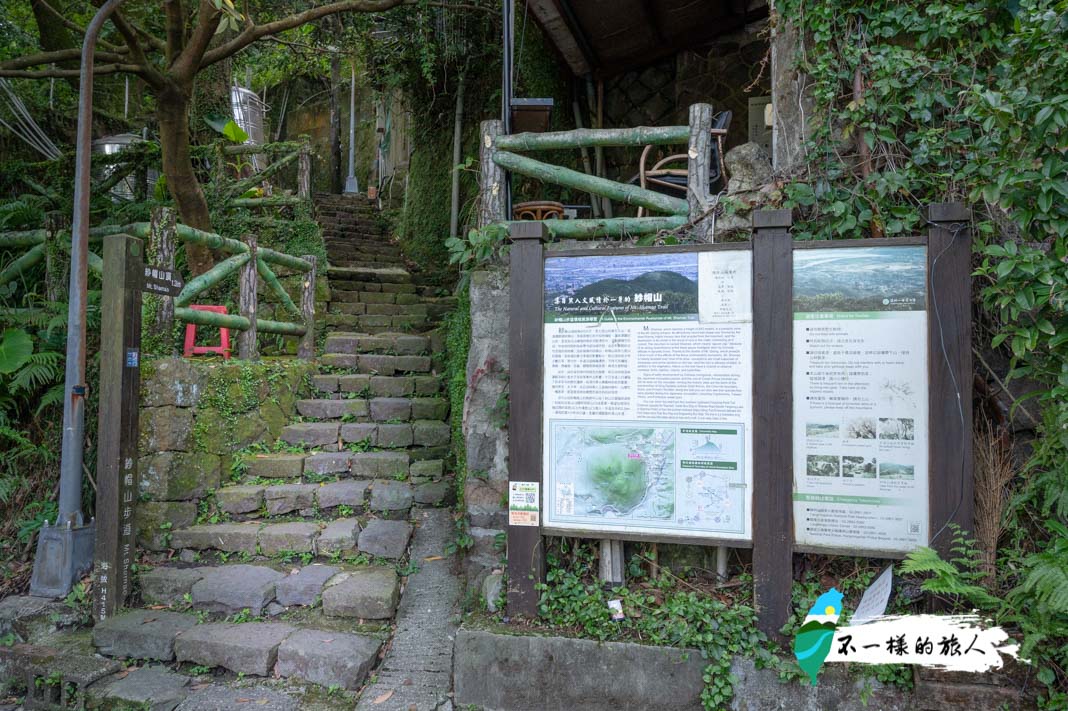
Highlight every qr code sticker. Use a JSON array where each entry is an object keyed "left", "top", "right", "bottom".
[{"left": 908, "top": 521, "right": 921, "bottom": 535}]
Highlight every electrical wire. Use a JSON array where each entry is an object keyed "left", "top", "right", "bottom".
[{"left": 923, "top": 219, "right": 969, "bottom": 547}]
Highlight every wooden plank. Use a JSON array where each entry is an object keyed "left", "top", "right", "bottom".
[
  {"left": 238, "top": 234, "right": 258, "bottom": 360},
  {"left": 506, "top": 221, "right": 548, "bottom": 618},
  {"left": 298, "top": 255, "right": 318, "bottom": 359},
  {"left": 540, "top": 525, "right": 755, "bottom": 548},
  {"left": 751, "top": 208, "right": 794, "bottom": 640},
  {"left": 549, "top": 241, "right": 753, "bottom": 258},
  {"left": 924, "top": 202, "right": 973, "bottom": 559},
  {"left": 93, "top": 234, "right": 143, "bottom": 621},
  {"left": 688, "top": 103, "right": 714, "bottom": 242},
  {"left": 479, "top": 121, "right": 506, "bottom": 229}
]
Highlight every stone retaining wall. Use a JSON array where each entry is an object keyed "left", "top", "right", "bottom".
[
  {"left": 453, "top": 628, "right": 1033, "bottom": 711},
  {"left": 136, "top": 357, "right": 316, "bottom": 551}
]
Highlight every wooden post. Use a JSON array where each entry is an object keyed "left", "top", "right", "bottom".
[
  {"left": 147, "top": 207, "right": 177, "bottom": 352},
  {"left": 479, "top": 120, "right": 507, "bottom": 227},
  {"left": 298, "top": 255, "right": 317, "bottom": 359},
  {"left": 598, "top": 539, "right": 624, "bottom": 586},
  {"left": 298, "top": 138, "right": 312, "bottom": 200},
  {"left": 751, "top": 208, "right": 794, "bottom": 639},
  {"left": 237, "top": 234, "right": 258, "bottom": 360},
  {"left": 93, "top": 234, "right": 144, "bottom": 621},
  {"left": 688, "top": 103, "right": 714, "bottom": 242},
  {"left": 43, "top": 212, "right": 68, "bottom": 302},
  {"left": 924, "top": 202, "right": 973, "bottom": 558},
  {"left": 506, "top": 221, "right": 547, "bottom": 618}
]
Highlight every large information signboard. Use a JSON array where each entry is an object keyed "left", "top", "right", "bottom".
[
  {"left": 791, "top": 246, "right": 930, "bottom": 554},
  {"left": 542, "top": 249, "right": 753, "bottom": 542}
]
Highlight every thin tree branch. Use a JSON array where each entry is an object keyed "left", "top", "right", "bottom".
[
  {"left": 0, "top": 48, "right": 129, "bottom": 70},
  {"left": 106, "top": 10, "right": 166, "bottom": 86},
  {"left": 32, "top": 0, "right": 124, "bottom": 51},
  {"left": 0, "top": 64, "right": 147, "bottom": 79},
  {"left": 172, "top": 0, "right": 222, "bottom": 80},
  {"left": 164, "top": 0, "right": 186, "bottom": 62},
  {"left": 200, "top": 0, "right": 406, "bottom": 68}
]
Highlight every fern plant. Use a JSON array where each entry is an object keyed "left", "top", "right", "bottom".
[{"left": 900, "top": 528, "right": 1002, "bottom": 610}]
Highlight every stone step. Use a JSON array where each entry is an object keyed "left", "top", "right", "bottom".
[
  {"left": 320, "top": 314, "right": 431, "bottom": 334},
  {"left": 92, "top": 607, "right": 383, "bottom": 688},
  {"left": 327, "top": 259, "right": 405, "bottom": 271},
  {"left": 168, "top": 511, "right": 414, "bottom": 559},
  {"left": 239, "top": 447, "right": 444, "bottom": 479},
  {"left": 327, "top": 266, "right": 411, "bottom": 284},
  {"left": 318, "top": 352, "right": 434, "bottom": 374},
  {"left": 213, "top": 475, "right": 441, "bottom": 519},
  {"left": 312, "top": 372, "right": 444, "bottom": 397},
  {"left": 295, "top": 397, "right": 448, "bottom": 422},
  {"left": 329, "top": 280, "right": 419, "bottom": 295},
  {"left": 324, "top": 332, "right": 430, "bottom": 355},
  {"left": 328, "top": 301, "right": 429, "bottom": 318}
]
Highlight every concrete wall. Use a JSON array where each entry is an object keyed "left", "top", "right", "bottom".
[
  {"left": 135, "top": 358, "right": 315, "bottom": 551},
  {"left": 453, "top": 628, "right": 1033, "bottom": 711}
]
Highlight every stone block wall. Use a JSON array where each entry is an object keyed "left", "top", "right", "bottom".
[{"left": 136, "top": 357, "right": 315, "bottom": 551}]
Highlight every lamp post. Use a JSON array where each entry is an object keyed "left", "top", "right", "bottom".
[
  {"left": 30, "top": 0, "right": 128, "bottom": 598},
  {"left": 344, "top": 62, "right": 359, "bottom": 194}
]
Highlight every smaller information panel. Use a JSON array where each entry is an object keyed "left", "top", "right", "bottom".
[
  {"left": 542, "top": 250, "right": 753, "bottom": 541},
  {"left": 792, "top": 246, "right": 929, "bottom": 553}
]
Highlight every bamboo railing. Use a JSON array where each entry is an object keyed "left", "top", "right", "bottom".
[
  {"left": 0, "top": 207, "right": 318, "bottom": 359},
  {"left": 479, "top": 104, "right": 721, "bottom": 241}
]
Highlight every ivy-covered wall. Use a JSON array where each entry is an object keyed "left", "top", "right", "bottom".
[{"left": 135, "top": 357, "right": 315, "bottom": 550}]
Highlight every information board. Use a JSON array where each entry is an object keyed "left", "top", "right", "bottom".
[
  {"left": 542, "top": 249, "right": 753, "bottom": 542},
  {"left": 792, "top": 246, "right": 929, "bottom": 553}
]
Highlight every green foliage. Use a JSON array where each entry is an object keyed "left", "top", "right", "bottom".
[
  {"left": 901, "top": 530, "right": 1001, "bottom": 609},
  {"left": 778, "top": 1, "right": 1068, "bottom": 700},
  {"left": 443, "top": 284, "right": 473, "bottom": 553},
  {"left": 536, "top": 540, "right": 776, "bottom": 710}
]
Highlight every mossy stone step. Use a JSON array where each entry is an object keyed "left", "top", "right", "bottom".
[
  {"left": 319, "top": 352, "right": 433, "bottom": 374},
  {"left": 312, "top": 372, "right": 443, "bottom": 397},
  {"left": 328, "top": 302, "right": 430, "bottom": 318},
  {"left": 320, "top": 314, "right": 430, "bottom": 334},
  {"left": 326, "top": 266, "right": 411, "bottom": 284},
  {"left": 328, "top": 280, "right": 417, "bottom": 294},
  {"left": 168, "top": 502, "right": 412, "bottom": 558},
  {"left": 324, "top": 332, "right": 429, "bottom": 355}
]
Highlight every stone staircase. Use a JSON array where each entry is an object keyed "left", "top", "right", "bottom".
[{"left": 76, "top": 194, "right": 462, "bottom": 709}]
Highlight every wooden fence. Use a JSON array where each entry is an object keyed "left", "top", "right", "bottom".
[
  {"left": 478, "top": 104, "right": 724, "bottom": 241},
  {"left": 0, "top": 207, "right": 317, "bottom": 359}
]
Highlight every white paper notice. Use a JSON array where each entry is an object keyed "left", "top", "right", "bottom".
[
  {"left": 698, "top": 250, "right": 752, "bottom": 323},
  {"left": 792, "top": 246, "right": 929, "bottom": 554},
  {"left": 850, "top": 566, "right": 894, "bottom": 626},
  {"left": 542, "top": 250, "right": 753, "bottom": 542}
]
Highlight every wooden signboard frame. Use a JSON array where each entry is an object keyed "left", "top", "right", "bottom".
[
  {"left": 505, "top": 204, "right": 973, "bottom": 636},
  {"left": 93, "top": 234, "right": 144, "bottom": 621}
]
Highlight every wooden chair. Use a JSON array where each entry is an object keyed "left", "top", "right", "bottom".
[
  {"left": 633, "top": 111, "right": 732, "bottom": 217},
  {"left": 512, "top": 200, "right": 566, "bottom": 220}
]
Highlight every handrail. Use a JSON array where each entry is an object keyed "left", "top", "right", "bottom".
[
  {"left": 481, "top": 103, "right": 720, "bottom": 240},
  {"left": 0, "top": 208, "right": 318, "bottom": 359}
]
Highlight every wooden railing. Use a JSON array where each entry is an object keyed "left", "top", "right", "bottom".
[
  {"left": 478, "top": 103, "right": 722, "bottom": 241},
  {"left": 0, "top": 207, "right": 317, "bottom": 359},
  {"left": 208, "top": 138, "right": 313, "bottom": 210}
]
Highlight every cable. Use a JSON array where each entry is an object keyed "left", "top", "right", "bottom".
[{"left": 923, "top": 219, "right": 969, "bottom": 547}]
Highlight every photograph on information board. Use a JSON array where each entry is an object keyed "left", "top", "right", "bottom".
[
  {"left": 791, "top": 246, "right": 929, "bottom": 554},
  {"left": 543, "top": 251, "right": 753, "bottom": 541}
]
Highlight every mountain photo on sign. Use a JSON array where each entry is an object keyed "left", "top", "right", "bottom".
[
  {"left": 544, "top": 253, "right": 698, "bottom": 321},
  {"left": 793, "top": 247, "right": 926, "bottom": 313}
]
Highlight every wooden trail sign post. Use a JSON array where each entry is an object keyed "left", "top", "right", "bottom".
[
  {"left": 93, "top": 234, "right": 144, "bottom": 621},
  {"left": 504, "top": 203, "right": 973, "bottom": 637}
]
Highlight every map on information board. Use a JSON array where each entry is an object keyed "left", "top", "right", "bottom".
[{"left": 542, "top": 250, "right": 754, "bottom": 541}]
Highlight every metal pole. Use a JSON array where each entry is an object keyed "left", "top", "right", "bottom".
[
  {"left": 344, "top": 61, "right": 359, "bottom": 193},
  {"left": 32, "top": 0, "right": 128, "bottom": 599}
]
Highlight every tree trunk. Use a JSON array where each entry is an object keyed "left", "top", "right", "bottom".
[{"left": 157, "top": 84, "right": 215, "bottom": 275}]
